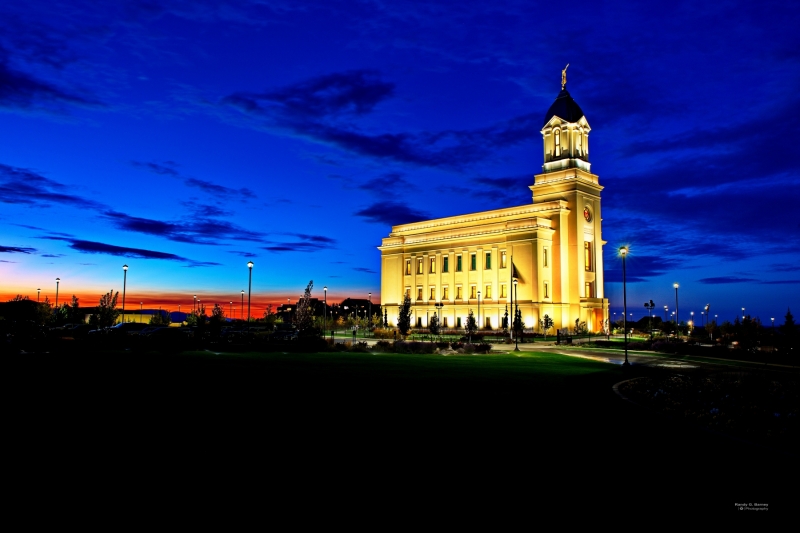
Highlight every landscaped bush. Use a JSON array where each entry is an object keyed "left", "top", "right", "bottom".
[
  {"left": 374, "top": 340, "right": 393, "bottom": 352},
  {"left": 473, "top": 343, "right": 492, "bottom": 354},
  {"left": 451, "top": 342, "right": 464, "bottom": 350},
  {"left": 394, "top": 340, "right": 436, "bottom": 354},
  {"left": 351, "top": 341, "right": 370, "bottom": 353},
  {"left": 372, "top": 328, "right": 396, "bottom": 339},
  {"left": 436, "top": 341, "right": 450, "bottom": 349},
  {"left": 627, "top": 341, "right": 652, "bottom": 350}
]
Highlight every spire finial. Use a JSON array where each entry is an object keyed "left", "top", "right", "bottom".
[{"left": 561, "top": 64, "right": 569, "bottom": 90}]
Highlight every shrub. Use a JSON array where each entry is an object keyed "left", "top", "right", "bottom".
[
  {"left": 374, "top": 340, "right": 393, "bottom": 352},
  {"left": 451, "top": 342, "right": 464, "bottom": 350},
  {"left": 394, "top": 340, "right": 436, "bottom": 354},
  {"left": 436, "top": 341, "right": 450, "bottom": 349},
  {"left": 373, "top": 328, "right": 396, "bottom": 340},
  {"left": 474, "top": 343, "right": 492, "bottom": 354},
  {"left": 351, "top": 341, "right": 370, "bottom": 353}
]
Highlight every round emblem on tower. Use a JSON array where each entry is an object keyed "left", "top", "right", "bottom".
[{"left": 583, "top": 207, "right": 592, "bottom": 222}]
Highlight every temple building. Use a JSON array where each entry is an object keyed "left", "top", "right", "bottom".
[{"left": 378, "top": 70, "right": 608, "bottom": 333}]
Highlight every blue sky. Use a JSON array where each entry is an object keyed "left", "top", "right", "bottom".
[{"left": 1, "top": 0, "right": 798, "bottom": 322}]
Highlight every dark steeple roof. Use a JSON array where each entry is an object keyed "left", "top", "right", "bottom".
[{"left": 543, "top": 89, "right": 584, "bottom": 126}]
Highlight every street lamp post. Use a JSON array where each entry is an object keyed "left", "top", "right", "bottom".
[
  {"left": 673, "top": 283, "right": 679, "bottom": 336},
  {"left": 742, "top": 307, "right": 745, "bottom": 322},
  {"left": 241, "top": 290, "right": 244, "bottom": 320},
  {"left": 37, "top": 288, "right": 40, "bottom": 302},
  {"left": 644, "top": 300, "right": 655, "bottom": 340},
  {"left": 324, "top": 286, "right": 328, "bottom": 337},
  {"left": 620, "top": 246, "right": 630, "bottom": 367},
  {"left": 690, "top": 311, "right": 694, "bottom": 334},
  {"left": 140, "top": 301, "right": 143, "bottom": 323},
  {"left": 230, "top": 301, "right": 233, "bottom": 319},
  {"left": 368, "top": 292, "right": 372, "bottom": 328},
  {"left": 55, "top": 278, "right": 60, "bottom": 308},
  {"left": 513, "top": 278, "right": 519, "bottom": 352},
  {"left": 663, "top": 305, "right": 668, "bottom": 323},
  {"left": 247, "top": 261, "right": 254, "bottom": 322},
  {"left": 193, "top": 294, "right": 197, "bottom": 314},
  {"left": 122, "top": 264, "right": 128, "bottom": 324}
]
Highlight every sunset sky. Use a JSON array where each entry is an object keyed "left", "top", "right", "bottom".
[{"left": 1, "top": 0, "right": 798, "bottom": 323}]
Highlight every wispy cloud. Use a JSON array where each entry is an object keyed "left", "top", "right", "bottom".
[
  {"left": 222, "top": 70, "right": 538, "bottom": 169},
  {"left": 0, "top": 245, "right": 36, "bottom": 254},
  {"left": 260, "top": 233, "right": 336, "bottom": 253},
  {"left": 0, "top": 163, "right": 104, "bottom": 210},
  {"left": 698, "top": 276, "right": 758, "bottom": 285},
  {"left": 40, "top": 236, "right": 220, "bottom": 267},
  {"left": 355, "top": 201, "right": 429, "bottom": 225},
  {"left": 131, "top": 160, "right": 256, "bottom": 199},
  {"left": 103, "top": 210, "right": 263, "bottom": 245}
]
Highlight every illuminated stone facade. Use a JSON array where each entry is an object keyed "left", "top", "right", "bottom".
[{"left": 379, "top": 83, "right": 608, "bottom": 333}]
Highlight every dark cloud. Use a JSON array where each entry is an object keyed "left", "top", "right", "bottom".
[
  {"left": 0, "top": 163, "right": 105, "bottom": 210},
  {"left": 768, "top": 263, "right": 798, "bottom": 273},
  {"left": 103, "top": 210, "right": 263, "bottom": 244},
  {"left": 40, "top": 253, "right": 64, "bottom": 258},
  {"left": 0, "top": 245, "right": 36, "bottom": 254},
  {"left": 224, "top": 70, "right": 395, "bottom": 119},
  {"left": 130, "top": 160, "right": 180, "bottom": 176},
  {"left": 0, "top": 260, "right": 15, "bottom": 263},
  {"left": 223, "top": 71, "right": 538, "bottom": 169},
  {"left": 260, "top": 233, "right": 336, "bottom": 253},
  {"left": 760, "top": 279, "right": 800, "bottom": 285},
  {"left": 0, "top": 46, "right": 99, "bottom": 110},
  {"left": 181, "top": 202, "right": 233, "bottom": 218},
  {"left": 604, "top": 254, "right": 682, "bottom": 283},
  {"left": 355, "top": 201, "right": 430, "bottom": 226},
  {"left": 698, "top": 276, "right": 758, "bottom": 285},
  {"left": 131, "top": 160, "right": 255, "bottom": 199},
  {"left": 353, "top": 267, "right": 375, "bottom": 273},
  {"left": 40, "top": 236, "right": 217, "bottom": 266}
]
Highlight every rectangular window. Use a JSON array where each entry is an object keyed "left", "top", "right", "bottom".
[
  {"left": 442, "top": 287, "right": 449, "bottom": 300},
  {"left": 443, "top": 257, "right": 449, "bottom": 273},
  {"left": 405, "top": 288, "right": 410, "bottom": 299},
  {"left": 417, "top": 258, "right": 423, "bottom": 274},
  {"left": 456, "top": 286, "right": 463, "bottom": 300},
  {"left": 584, "top": 242, "right": 592, "bottom": 272},
  {"left": 457, "top": 317, "right": 462, "bottom": 328},
  {"left": 485, "top": 317, "right": 491, "bottom": 328},
  {"left": 585, "top": 282, "right": 594, "bottom": 298},
  {"left": 405, "top": 260, "right": 411, "bottom": 275},
  {"left": 544, "top": 282, "right": 549, "bottom": 299},
  {"left": 501, "top": 251, "right": 507, "bottom": 269},
  {"left": 485, "top": 285, "right": 492, "bottom": 299},
  {"left": 417, "top": 317, "right": 422, "bottom": 327},
  {"left": 430, "top": 257, "right": 436, "bottom": 274},
  {"left": 543, "top": 248, "right": 548, "bottom": 268},
  {"left": 485, "top": 253, "right": 491, "bottom": 270},
  {"left": 470, "top": 254, "right": 477, "bottom": 271},
  {"left": 417, "top": 288, "right": 423, "bottom": 300},
  {"left": 430, "top": 287, "right": 435, "bottom": 300},
  {"left": 500, "top": 284, "right": 507, "bottom": 298},
  {"left": 456, "top": 256, "right": 462, "bottom": 272},
  {"left": 470, "top": 285, "right": 476, "bottom": 299},
  {"left": 443, "top": 317, "right": 449, "bottom": 327}
]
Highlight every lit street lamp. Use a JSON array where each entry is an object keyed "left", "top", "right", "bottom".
[
  {"left": 673, "top": 283, "right": 679, "bottom": 335},
  {"left": 122, "top": 264, "right": 128, "bottom": 324},
  {"left": 247, "top": 261, "right": 254, "bottom": 321},
  {"left": 690, "top": 311, "right": 694, "bottom": 333},
  {"left": 742, "top": 307, "right": 745, "bottom": 322},
  {"left": 368, "top": 292, "right": 372, "bottom": 328},
  {"left": 193, "top": 294, "right": 197, "bottom": 313},
  {"left": 644, "top": 299, "right": 655, "bottom": 340},
  {"left": 37, "top": 288, "right": 40, "bottom": 302},
  {"left": 324, "top": 286, "right": 328, "bottom": 335},
  {"left": 230, "top": 301, "right": 233, "bottom": 319},
  {"left": 620, "top": 246, "right": 629, "bottom": 366},
  {"left": 55, "top": 277, "right": 60, "bottom": 309},
  {"left": 241, "top": 290, "right": 245, "bottom": 320}
]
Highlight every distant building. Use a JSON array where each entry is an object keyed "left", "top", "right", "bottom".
[{"left": 379, "top": 73, "right": 608, "bottom": 332}]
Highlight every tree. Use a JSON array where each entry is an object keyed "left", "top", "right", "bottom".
[
  {"left": 429, "top": 312, "right": 440, "bottom": 337},
  {"left": 383, "top": 308, "right": 388, "bottom": 328},
  {"left": 68, "top": 295, "right": 82, "bottom": 324},
  {"left": 515, "top": 309, "right": 525, "bottom": 338},
  {"left": 502, "top": 305, "right": 509, "bottom": 333},
  {"left": 149, "top": 310, "right": 172, "bottom": 326},
  {"left": 397, "top": 294, "right": 412, "bottom": 337},
  {"left": 294, "top": 280, "right": 315, "bottom": 332},
  {"left": 263, "top": 304, "right": 277, "bottom": 331},
  {"left": 574, "top": 318, "right": 587, "bottom": 335},
  {"left": 541, "top": 314, "right": 553, "bottom": 340},
  {"left": 209, "top": 304, "right": 226, "bottom": 338},
  {"left": 89, "top": 290, "right": 120, "bottom": 329},
  {"left": 465, "top": 310, "right": 477, "bottom": 342}
]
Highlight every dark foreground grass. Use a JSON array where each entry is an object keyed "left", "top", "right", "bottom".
[{"left": 7, "top": 347, "right": 798, "bottom": 512}]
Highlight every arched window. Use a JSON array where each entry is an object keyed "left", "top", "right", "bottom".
[
  {"left": 554, "top": 129, "right": 561, "bottom": 156},
  {"left": 577, "top": 131, "right": 583, "bottom": 155}
]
